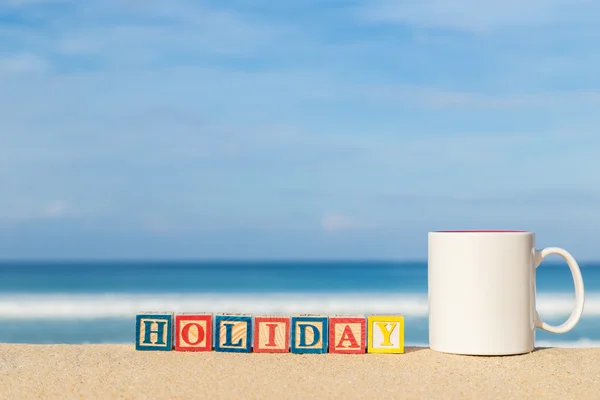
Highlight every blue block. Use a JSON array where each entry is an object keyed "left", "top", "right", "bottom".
[
  {"left": 290, "top": 314, "right": 329, "bottom": 354},
  {"left": 214, "top": 313, "right": 253, "bottom": 353},
  {"left": 135, "top": 312, "right": 174, "bottom": 351}
]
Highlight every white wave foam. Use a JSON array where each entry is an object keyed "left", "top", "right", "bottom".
[
  {"left": 0, "top": 292, "right": 598, "bottom": 319},
  {"left": 0, "top": 293, "right": 427, "bottom": 319}
]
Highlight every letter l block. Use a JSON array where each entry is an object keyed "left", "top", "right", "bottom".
[{"left": 214, "top": 313, "right": 252, "bottom": 353}]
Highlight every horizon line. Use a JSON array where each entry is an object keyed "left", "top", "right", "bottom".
[{"left": 0, "top": 258, "right": 599, "bottom": 265}]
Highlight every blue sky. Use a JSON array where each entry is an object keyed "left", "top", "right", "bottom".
[{"left": 1, "top": 0, "right": 599, "bottom": 260}]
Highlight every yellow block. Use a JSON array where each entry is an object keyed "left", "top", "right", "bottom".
[{"left": 367, "top": 315, "right": 404, "bottom": 354}]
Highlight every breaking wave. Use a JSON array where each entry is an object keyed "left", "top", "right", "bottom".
[{"left": 0, "top": 292, "right": 598, "bottom": 319}]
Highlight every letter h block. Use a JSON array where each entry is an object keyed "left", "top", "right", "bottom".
[
  {"left": 367, "top": 314, "right": 404, "bottom": 354},
  {"left": 290, "top": 314, "right": 328, "bottom": 354},
  {"left": 174, "top": 313, "right": 213, "bottom": 352},
  {"left": 329, "top": 314, "right": 366, "bottom": 354},
  {"left": 135, "top": 312, "right": 173, "bottom": 351},
  {"left": 214, "top": 313, "right": 252, "bottom": 353},
  {"left": 253, "top": 315, "right": 290, "bottom": 353}
]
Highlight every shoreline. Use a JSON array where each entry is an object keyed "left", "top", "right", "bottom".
[{"left": 1, "top": 344, "right": 598, "bottom": 399}]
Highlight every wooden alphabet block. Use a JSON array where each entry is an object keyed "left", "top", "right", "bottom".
[
  {"left": 329, "top": 314, "right": 366, "bottom": 354},
  {"left": 135, "top": 312, "right": 173, "bottom": 351},
  {"left": 253, "top": 315, "right": 290, "bottom": 353},
  {"left": 290, "top": 314, "right": 328, "bottom": 354},
  {"left": 174, "top": 313, "right": 213, "bottom": 352},
  {"left": 367, "top": 314, "right": 404, "bottom": 354},
  {"left": 214, "top": 313, "right": 252, "bottom": 353}
]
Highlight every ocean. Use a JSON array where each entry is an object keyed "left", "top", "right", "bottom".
[{"left": 1, "top": 260, "right": 599, "bottom": 347}]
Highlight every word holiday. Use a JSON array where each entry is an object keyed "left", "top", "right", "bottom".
[{"left": 135, "top": 312, "right": 404, "bottom": 354}]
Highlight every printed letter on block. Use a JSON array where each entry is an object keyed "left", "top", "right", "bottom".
[
  {"left": 290, "top": 314, "right": 328, "bottom": 354},
  {"left": 136, "top": 312, "right": 173, "bottom": 351},
  {"left": 254, "top": 315, "right": 290, "bottom": 353},
  {"left": 174, "top": 313, "right": 213, "bottom": 352},
  {"left": 214, "top": 313, "right": 252, "bottom": 353},
  {"left": 367, "top": 315, "right": 404, "bottom": 354},
  {"left": 329, "top": 314, "right": 366, "bottom": 354}
]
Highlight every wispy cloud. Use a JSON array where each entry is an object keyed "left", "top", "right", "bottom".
[
  {"left": 321, "top": 213, "right": 361, "bottom": 233},
  {"left": 42, "top": 200, "right": 67, "bottom": 217},
  {"left": 362, "top": 85, "right": 600, "bottom": 110},
  {"left": 0, "top": 53, "right": 47, "bottom": 75},
  {"left": 356, "top": 0, "right": 599, "bottom": 32},
  {"left": 1, "top": 0, "right": 599, "bottom": 258}
]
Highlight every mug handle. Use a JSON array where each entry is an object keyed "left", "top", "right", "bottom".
[{"left": 534, "top": 247, "right": 585, "bottom": 333}]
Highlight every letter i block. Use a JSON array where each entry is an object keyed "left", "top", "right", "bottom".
[
  {"left": 253, "top": 315, "right": 290, "bottom": 353},
  {"left": 329, "top": 314, "right": 366, "bottom": 354},
  {"left": 214, "top": 313, "right": 252, "bottom": 353},
  {"left": 290, "top": 314, "right": 328, "bottom": 354},
  {"left": 135, "top": 312, "right": 173, "bottom": 351},
  {"left": 174, "top": 313, "right": 213, "bottom": 352},
  {"left": 367, "top": 314, "right": 404, "bottom": 354}
]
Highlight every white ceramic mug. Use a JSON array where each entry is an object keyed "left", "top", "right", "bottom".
[{"left": 428, "top": 230, "right": 585, "bottom": 356}]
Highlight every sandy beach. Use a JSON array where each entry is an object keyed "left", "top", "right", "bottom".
[{"left": 0, "top": 345, "right": 597, "bottom": 399}]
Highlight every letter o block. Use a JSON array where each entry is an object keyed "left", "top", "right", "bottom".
[
  {"left": 174, "top": 313, "right": 213, "bottom": 352},
  {"left": 329, "top": 315, "right": 366, "bottom": 354},
  {"left": 290, "top": 314, "right": 328, "bottom": 354},
  {"left": 367, "top": 314, "right": 404, "bottom": 354}
]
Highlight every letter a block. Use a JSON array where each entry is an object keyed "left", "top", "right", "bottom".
[
  {"left": 367, "top": 314, "right": 404, "bottom": 354},
  {"left": 290, "top": 314, "right": 328, "bottom": 354},
  {"left": 329, "top": 314, "right": 366, "bottom": 354},
  {"left": 174, "top": 313, "right": 213, "bottom": 352},
  {"left": 214, "top": 313, "right": 252, "bottom": 353},
  {"left": 136, "top": 312, "right": 173, "bottom": 351},
  {"left": 253, "top": 315, "right": 290, "bottom": 353}
]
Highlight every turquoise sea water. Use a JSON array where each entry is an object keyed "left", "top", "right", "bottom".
[{"left": 0, "top": 260, "right": 598, "bottom": 347}]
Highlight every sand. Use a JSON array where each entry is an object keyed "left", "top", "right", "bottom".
[{"left": 0, "top": 345, "right": 598, "bottom": 399}]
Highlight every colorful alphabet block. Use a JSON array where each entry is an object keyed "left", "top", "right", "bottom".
[
  {"left": 290, "top": 314, "right": 328, "bottom": 354},
  {"left": 253, "top": 315, "right": 290, "bottom": 353},
  {"left": 367, "top": 314, "right": 404, "bottom": 354},
  {"left": 174, "top": 313, "right": 213, "bottom": 352},
  {"left": 214, "top": 313, "right": 252, "bottom": 353},
  {"left": 329, "top": 314, "right": 366, "bottom": 354},
  {"left": 135, "top": 312, "right": 173, "bottom": 351}
]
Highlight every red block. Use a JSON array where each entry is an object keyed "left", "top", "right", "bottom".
[
  {"left": 253, "top": 315, "right": 290, "bottom": 353},
  {"left": 328, "top": 315, "right": 366, "bottom": 354},
  {"left": 174, "top": 313, "right": 213, "bottom": 352}
]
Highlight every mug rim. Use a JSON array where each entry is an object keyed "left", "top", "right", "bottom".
[{"left": 432, "top": 230, "right": 532, "bottom": 233}]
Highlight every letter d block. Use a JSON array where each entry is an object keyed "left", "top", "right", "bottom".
[
  {"left": 329, "top": 314, "right": 366, "bottom": 354},
  {"left": 174, "top": 313, "right": 213, "bottom": 352},
  {"left": 253, "top": 315, "right": 290, "bottom": 353},
  {"left": 290, "top": 314, "right": 328, "bottom": 354},
  {"left": 367, "top": 314, "right": 404, "bottom": 354},
  {"left": 135, "top": 312, "right": 173, "bottom": 351},
  {"left": 214, "top": 313, "right": 252, "bottom": 353}
]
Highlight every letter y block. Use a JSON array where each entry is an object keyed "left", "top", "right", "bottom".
[{"left": 367, "top": 314, "right": 404, "bottom": 354}]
